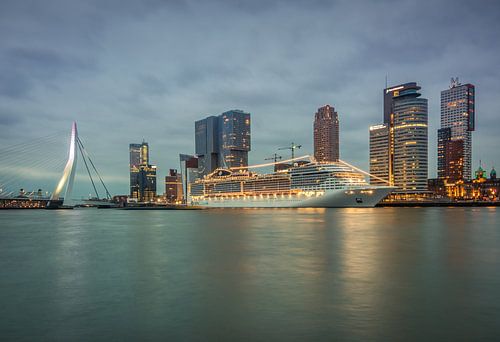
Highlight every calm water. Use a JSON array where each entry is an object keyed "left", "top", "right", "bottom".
[{"left": 1, "top": 208, "right": 499, "bottom": 341}]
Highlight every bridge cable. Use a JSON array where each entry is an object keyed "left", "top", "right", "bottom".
[
  {"left": 77, "top": 137, "right": 112, "bottom": 200},
  {"left": 0, "top": 130, "right": 66, "bottom": 154},
  {"left": 76, "top": 138, "right": 100, "bottom": 200},
  {"left": 0, "top": 152, "right": 67, "bottom": 194}
]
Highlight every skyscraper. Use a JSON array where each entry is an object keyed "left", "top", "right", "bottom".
[
  {"left": 129, "top": 143, "right": 142, "bottom": 169},
  {"left": 195, "top": 116, "right": 219, "bottom": 175},
  {"left": 438, "top": 78, "right": 475, "bottom": 181},
  {"left": 392, "top": 90, "right": 428, "bottom": 192},
  {"left": 129, "top": 141, "right": 157, "bottom": 202},
  {"left": 137, "top": 164, "right": 157, "bottom": 202},
  {"left": 129, "top": 143, "right": 143, "bottom": 198},
  {"left": 313, "top": 105, "right": 339, "bottom": 162},
  {"left": 195, "top": 109, "right": 251, "bottom": 175},
  {"left": 219, "top": 110, "right": 251, "bottom": 169},
  {"left": 369, "top": 124, "right": 390, "bottom": 185},
  {"left": 438, "top": 127, "right": 464, "bottom": 182},
  {"left": 369, "top": 82, "right": 428, "bottom": 193}
]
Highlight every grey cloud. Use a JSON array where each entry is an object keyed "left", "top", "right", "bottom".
[
  {"left": 0, "top": 47, "right": 98, "bottom": 101},
  {"left": 0, "top": 111, "right": 23, "bottom": 126},
  {"left": 0, "top": 0, "right": 499, "bottom": 196},
  {"left": 137, "top": 75, "right": 170, "bottom": 96},
  {"left": 5, "top": 48, "right": 91, "bottom": 71},
  {"left": 0, "top": 72, "right": 32, "bottom": 99},
  {"left": 3, "top": 48, "right": 97, "bottom": 82}
]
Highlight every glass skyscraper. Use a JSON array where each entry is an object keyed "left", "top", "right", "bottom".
[
  {"left": 129, "top": 143, "right": 142, "bottom": 169},
  {"left": 219, "top": 110, "right": 251, "bottom": 168},
  {"left": 392, "top": 93, "right": 428, "bottom": 192},
  {"left": 129, "top": 143, "right": 144, "bottom": 199},
  {"left": 369, "top": 124, "right": 390, "bottom": 186},
  {"left": 370, "top": 82, "right": 428, "bottom": 193},
  {"left": 129, "top": 141, "right": 157, "bottom": 202},
  {"left": 195, "top": 116, "right": 219, "bottom": 175},
  {"left": 195, "top": 110, "right": 251, "bottom": 175}
]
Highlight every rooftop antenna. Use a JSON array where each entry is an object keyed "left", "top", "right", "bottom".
[{"left": 450, "top": 77, "right": 460, "bottom": 88}]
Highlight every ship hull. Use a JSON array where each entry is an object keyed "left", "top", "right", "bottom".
[{"left": 192, "top": 186, "right": 393, "bottom": 208}]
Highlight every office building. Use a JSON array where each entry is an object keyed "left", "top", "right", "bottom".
[
  {"left": 313, "top": 105, "right": 339, "bottom": 162},
  {"left": 129, "top": 143, "right": 143, "bottom": 199},
  {"left": 369, "top": 124, "right": 390, "bottom": 185},
  {"left": 438, "top": 78, "right": 475, "bottom": 181},
  {"left": 369, "top": 82, "right": 428, "bottom": 193},
  {"left": 129, "top": 141, "right": 157, "bottom": 202},
  {"left": 438, "top": 127, "right": 464, "bottom": 182},
  {"left": 137, "top": 164, "right": 157, "bottom": 202},
  {"left": 165, "top": 169, "right": 183, "bottom": 203},
  {"left": 383, "top": 82, "right": 423, "bottom": 125},
  {"left": 219, "top": 110, "right": 251, "bottom": 169},
  {"left": 195, "top": 110, "right": 251, "bottom": 175},
  {"left": 195, "top": 116, "right": 219, "bottom": 175},
  {"left": 392, "top": 90, "right": 428, "bottom": 192},
  {"left": 129, "top": 143, "right": 142, "bottom": 169}
]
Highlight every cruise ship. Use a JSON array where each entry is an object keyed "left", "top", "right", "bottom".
[{"left": 189, "top": 160, "right": 393, "bottom": 208}]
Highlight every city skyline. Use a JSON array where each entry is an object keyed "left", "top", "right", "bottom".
[
  {"left": 2, "top": 3, "right": 500, "bottom": 340},
  {"left": 1, "top": 0, "right": 499, "bottom": 197}
]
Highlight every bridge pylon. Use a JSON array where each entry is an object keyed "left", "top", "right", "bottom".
[{"left": 47, "top": 122, "right": 78, "bottom": 208}]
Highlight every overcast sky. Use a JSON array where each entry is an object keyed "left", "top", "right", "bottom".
[{"left": 1, "top": 0, "right": 499, "bottom": 197}]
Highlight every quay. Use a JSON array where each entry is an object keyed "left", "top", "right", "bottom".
[
  {"left": 378, "top": 201, "right": 500, "bottom": 207},
  {"left": 1, "top": 197, "right": 499, "bottom": 209}
]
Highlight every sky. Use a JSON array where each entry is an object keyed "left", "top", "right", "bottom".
[{"left": 1, "top": 0, "right": 499, "bottom": 197}]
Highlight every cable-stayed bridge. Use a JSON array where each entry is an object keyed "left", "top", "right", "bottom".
[{"left": 0, "top": 122, "right": 112, "bottom": 209}]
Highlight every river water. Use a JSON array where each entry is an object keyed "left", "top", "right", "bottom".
[{"left": 1, "top": 208, "right": 499, "bottom": 340}]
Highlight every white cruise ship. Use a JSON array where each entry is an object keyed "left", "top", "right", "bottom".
[{"left": 189, "top": 161, "right": 393, "bottom": 208}]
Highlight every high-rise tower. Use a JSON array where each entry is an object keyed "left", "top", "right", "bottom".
[
  {"left": 195, "top": 110, "right": 251, "bottom": 175},
  {"left": 129, "top": 141, "right": 156, "bottom": 201},
  {"left": 369, "top": 124, "right": 390, "bottom": 185},
  {"left": 313, "top": 105, "right": 339, "bottom": 162},
  {"left": 392, "top": 91, "right": 428, "bottom": 192},
  {"left": 370, "top": 82, "right": 428, "bottom": 193},
  {"left": 438, "top": 78, "right": 475, "bottom": 181},
  {"left": 195, "top": 116, "right": 219, "bottom": 175},
  {"left": 129, "top": 143, "right": 143, "bottom": 198},
  {"left": 219, "top": 110, "right": 251, "bottom": 169},
  {"left": 129, "top": 143, "right": 142, "bottom": 170}
]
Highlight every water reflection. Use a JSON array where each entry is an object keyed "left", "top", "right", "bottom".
[{"left": 1, "top": 208, "right": 500, "bottom": 340}]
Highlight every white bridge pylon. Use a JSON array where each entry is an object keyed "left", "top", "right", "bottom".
[{"left": 50, "top": 121, "right": 78, "bottom": 206}]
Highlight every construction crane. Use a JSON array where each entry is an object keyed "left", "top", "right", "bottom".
[
  {"left": 264, "top": 153, "right": 282, "bottom": 172},
  {"left": 264, "top": 153, "right": 282, "bottom": 163},
  {"left": 278, "top": 142, "right": 302, "bottom": 160}
]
